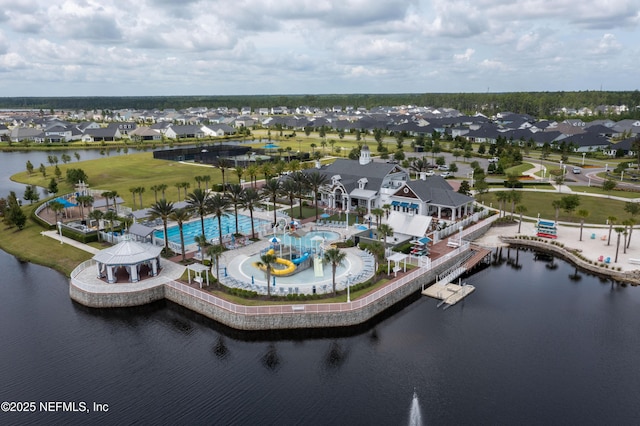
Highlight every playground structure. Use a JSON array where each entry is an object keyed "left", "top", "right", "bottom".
[{"left": 253, "top": 249, "right": 311, "bottom": 277}]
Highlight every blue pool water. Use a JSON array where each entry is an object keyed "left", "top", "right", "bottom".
[
  {"left": 155, "top": 214, "right": 269, "bottom": 245},
  {"left": 280, "top": 230, "right": 341, "bottom": 252}
]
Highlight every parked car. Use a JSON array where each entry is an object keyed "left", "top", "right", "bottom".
[
  {"left": 488, "top": 157, "right": 499, "bottom": 163},
  {"left": 440, "top": 171, "right": 452, "bottom": 178},
  {"left": 425, "top": 170, "right": 435, "bottom": 177},
  {"left": 438, "top": 164, "right": 449, "bottom": 171}
]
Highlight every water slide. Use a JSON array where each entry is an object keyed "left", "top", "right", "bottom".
[
  {"left": 259, "top": 249, "right": 296, "bottom": 276},
  {"left": 314, "top": 255, "right": 324, "bottom": 277},
  {"left": 291, "top": 252, "right": 310, "bottom": 265}
]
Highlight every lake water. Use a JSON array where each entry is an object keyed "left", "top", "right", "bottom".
[
  {"left": 2, "top": 244, "right": 640, "bottom": 424},
  {"left": 3, "top": 150, "right": 640, "bottom": 424},
  {"left": 0, "top": 148, "right": 136, "bottom": 199}
]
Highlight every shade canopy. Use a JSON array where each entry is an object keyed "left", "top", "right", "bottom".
[
  {"left": 52, "top": 197, "right": 77, "bottom": 208},
  {"left": 93, "top": 239, "right": 162, "bottom": 265}
]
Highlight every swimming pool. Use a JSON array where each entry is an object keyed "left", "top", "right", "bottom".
[
  {"left": 155, "top": 214, "right": 270, "bottom": 245},
  {"left": 238, "top": 251, "right": 352, "bottom": 289},
  {"left": 280, "top": 230, "right": 342, "bottom": 253}
]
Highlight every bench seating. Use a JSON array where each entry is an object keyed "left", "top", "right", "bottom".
[{"left": 629, "top": 258, "right": 640, "bottom": 265}]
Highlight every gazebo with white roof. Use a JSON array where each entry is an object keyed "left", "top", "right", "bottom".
[{"left": 93, "top": 238, "right": 163, "bottom": 283}]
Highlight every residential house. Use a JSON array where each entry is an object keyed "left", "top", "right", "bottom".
[
  {"left": 164, "top": 125, "right": 205, "bottom": 139},
  {"left": 81, "top": 127, "right": 122, "bottom": 142}
]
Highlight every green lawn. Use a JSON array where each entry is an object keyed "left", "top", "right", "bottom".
[
  {"left": 0, "top": 205, "right": 92, "bottom": 276},
  {"left": 567, "top": 186, "right": 640, "bottom": 199},
  {"left": 13, "top": 152, "right": 225, "bottom": 208},
  {"left": 480, "top": 191, "right": 638, "bottom": 224},
  {"left": 505, "top": 162, "right": 535, "bottom": 176}
]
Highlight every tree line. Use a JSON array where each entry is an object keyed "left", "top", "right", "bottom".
[{"left": 1, "top": 91, "right": 639, "bottom": 118}]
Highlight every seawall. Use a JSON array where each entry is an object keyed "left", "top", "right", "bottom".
[{"left": 70, "top": 217, "right": 495, "bottom": 330}]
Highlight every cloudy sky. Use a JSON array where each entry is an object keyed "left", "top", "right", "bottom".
[{"left": 0, "top": 0, "right": 638, "bottom": 97}]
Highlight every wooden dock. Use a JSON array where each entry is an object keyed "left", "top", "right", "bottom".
[
  {"left": 463, "top": 246, "right": 492, "bottom": 270},
  {"left": 422, "top": 281, "right": 475, "bottom": 308}
]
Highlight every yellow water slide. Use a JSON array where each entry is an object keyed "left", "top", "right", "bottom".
[{"left": 256, "top": 249, "right": 296, "bottom": 276}]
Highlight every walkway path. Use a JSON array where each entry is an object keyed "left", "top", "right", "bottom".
[{"left": 41, "top": 230, "right": 101, "bottom": 255}]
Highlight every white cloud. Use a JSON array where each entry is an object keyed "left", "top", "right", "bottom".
[
  {"left": 453, "top": 48, "right": 475, "bottom": 62},
  {"left": 592, "top": 33, "right": 622, "bottom": 55},
  {"left": 0, "top": 0, "right": 637, "bottom": 95}
]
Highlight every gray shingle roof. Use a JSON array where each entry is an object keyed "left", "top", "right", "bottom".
[{"left": 406, "top": 178, "right": 473, "bottom": 207}]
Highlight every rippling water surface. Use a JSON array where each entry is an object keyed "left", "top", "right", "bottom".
[{"left": 2, "top": 246, "right": 640, "bottom": 425}]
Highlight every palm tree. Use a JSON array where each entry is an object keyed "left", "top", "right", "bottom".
[
  {"left": 174, "top": 182, "right": 183, "bottom": 201},
  {"left": 110, "top": 191, "right": 119, "bottom": 213},
  {"left": 194, "top": 234, "right": 208, "bottom": 259},
  {"left": 495, "top": 191, "right": 508, "bottom": 218},
  {"left": 306, "top": 171, "right": 328, "bottom": 221},
  {"left": 120, "top": 215, "right": 133, "bottom": 231},
  {"left": 624, "top": 202, "right": 639, "bottom": 249},
  {"left": 378, "top": 223, "right": 394, "bottom": 246},
  {"left": 281, "top": 178, "right": 297, "bottom": 217},
  {"left": 576, "top": 209, "right": 589, "bottom": 241},
  {"left": 202, "top": 175, "right": 211, "bottom": 193},
  {"left": 626, "top": 218, "right": 636, "bottom": 249},
  {"left": 129, "top": 187, "right": 138, "bottom": 209},
  {"left": 261, "top": 162, "right": 274, "bottom": 181},
  {"left": 323, "top": 247, "right": 347, "bottom": 296},
  {"left": 76, "top": 195, "right": 94, "bottom": 219},
  {"left": 157, "top": 183, "right": 168, "bottom": 200},
  {"left": 508, "top": 190, "right": 522, "bottom": 218},
  {"left": 226, "top": 184, "right": 244, "bottom": 235},
  {"left": 622, "top": 220, "right": 632, "bottom": 254},
  {"left": 371, "top": 208, "right": 385, "bottom": 228},
  {"left": 169, "top": 208, "right": 192, "bottom": 262},
  {"left": 207, "top": 244, "right": 225, "bottom": 287},
  {"left": 382, "top": 203, "right": 391, "bottom": 219},
  {"left": 366, "top": 241, "right": 385, "bottom": 279},
  {"left": 103, "top": 210, "right": 119, "bottom": 243},
  {"left": 101, "top": 191, "right": 112, "bottom": 211},
  {"left": 88, "top": 209, "right": 104, "bottom": 241},
  {"left": 291, "top": 171, "right": 308, "bottom": 219},
  {"left": 137, "top": 186, "right": 145, "bottom": 208},
  {"left": 186, "top": 188, "right": 210, "bottom": 239},
  {"left": 246, "top": 164, "right": 259, "bottom": 188},
  {"left": 49, "top": 200, "right": 65, "bottom": 224},
  {"left": 194, "top": 175, "right": 204, "bottom": 189},
  {"left": 256, "top": 252, "right": 278, "bottom": 297},
  {"left": 150, "top": 185, "right": 160, "bottom": 203},
  {"left": 239, "top": 188, "right": 262, "bottom": 239},
  {"left": 288, "top": 159, "right": 301, "bottom": 173},
  {"left": 261, "top": 178, "right": 281, "bottom": 225},
  {"left": 516, "top": 204, "right": 527, "bottom": 233},
  {"left": 234, "top": 166, "right": 244, "bottom": 184},
  {"left": 607, "top": 216, "right": 617, "bottom": 246},
  {"left": 218, "top": 158, "right": 231, "bottom": 188},
  {"left": 148, "top": 199, "right": 175, "bottom": 252},
  {"left": 206, "top": 193, "right": 232, "bottom": 248},
  {"left": 615, "top": 227, "right": 625, "bottom": 262},
  {"left": 274, "top": 160, "right": 287, "bottom": 177},
  {"left": 181, "top": 182, "right": 191, "bottom": 200}
]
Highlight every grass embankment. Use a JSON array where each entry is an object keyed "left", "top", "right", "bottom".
[
  {"left": 0, "top": 205, "right": 92, "bottom": 276},
  {"left": 480, "top": 191, "right": 637, "bottom": 224}
]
